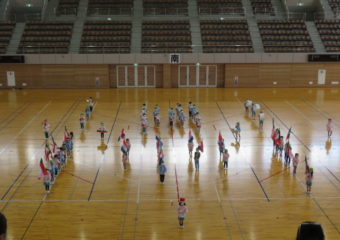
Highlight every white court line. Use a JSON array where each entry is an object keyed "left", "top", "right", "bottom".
[
  {"left": 0, "top": 101, "right": 51, "bottom": 156},
  {"left": 2, "top": 196, "right": 340, "bottom": 203},
  {"left": 285, "top": 100, "right": 315, "bottom": 125}
]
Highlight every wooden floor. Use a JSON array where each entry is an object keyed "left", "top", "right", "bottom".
[{"left": 0, "top": 88, "right": 340, "bottom": 240}]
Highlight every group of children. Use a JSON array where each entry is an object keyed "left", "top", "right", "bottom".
[
  {"left": 40, "top": 97, "right": 95, "bottom": 193},
  {"left": 244, "top": 100, "right": 265, "bottom": 130},
  {"left": 40, "top": 123, "right": 74, "bottom": 193}
]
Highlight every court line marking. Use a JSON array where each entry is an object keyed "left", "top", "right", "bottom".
[
  {"left": 284, "top": 100, "right": 315, "bottom": 125},
  {"left": 301, "top": 98, "right": 340, "bottom": 127},
  {"left": 0, "top": 101, "right": 31, "bottom": 131},
  {"left": 63, "top": 170, "right": 93, "bottom": 184},
  {"left": 3, "top": 195, "right": 340, "bottom": 203},
  {"left": 260, "top": 167, "right": 290, "bottom": 183},
  {"left": 214, "top": 183, "right": 233, "bottom": 240},
  {"left": 216, "top": 101, "right": 271, "bottom": 202},
  {"left": 87, "top": 101, "right": 122, "bottom": 201},
  {"left": 1, "top": 164, "right": 29, "bottom": 200},
  {"left": 1, "top": 99, "right": 81, "bottom": 212},
  {"left": 0, "top": 101, "right": 52, "bottom": 156}
]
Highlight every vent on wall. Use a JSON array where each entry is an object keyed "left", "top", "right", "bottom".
[
  {"left": 273, "top": 82, "right": 277, "bottom": 85},
  {"left": 331, "top": 81, "right": 339, "bottom": 85}
]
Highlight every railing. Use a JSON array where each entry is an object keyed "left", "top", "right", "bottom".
[
  {"left": 143, "top": 8, "right": 188, "bottom": 16},
  {"left": 56, "top": 7, "right": 78, "bottom": 16},
  {"left": 24, "top": 13, "right": 42, "bottom": 21},
  {"left": 18, "top": 46, "right": 69, "bottom": 54},
  {"left": 286, "top": 12, "right": 307, "bottom": 20},
  {"left": 253, "top": 7, "right": 275, "bottom": 15},
  {"left": 87, "top": 8, "right": 133, "bottom": 16},
  {"left": 314, "top": 12, "right": 325, "bottom": 20},
  {"left": 198, "top": 7, "right": 245, "bottom": 16},
  {"left": 79, "top": 46, "right": 130, "bottom": 54}
]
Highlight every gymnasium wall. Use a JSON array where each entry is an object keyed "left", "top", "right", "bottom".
[{"left": 0, "top": 63, "right": 339, "bottom": 88}]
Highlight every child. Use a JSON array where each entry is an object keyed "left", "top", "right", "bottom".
[
  {"left": 141, "top": 114, "right": 148, "bottom": 134},
  {"left": 53, "top": 154, "right": 60, "bottom": 177},
  {"left": 43, "top": 169, "right": 52, "bottom": 193},
  {"left": 188, "top": 131, "right": 194, "bottom": 158},
  {"left": 153, "top": 105, "right": 160, "bottom": 125},
  {"left": 179, "top": 110, "right": 185, "bottom": 127},
  {"left": 177, "top": 198, "right": 188, "bottom": 228},
  {"left": 251, "top": 103, "right": 256, "bottom": 120},
  {"left": 277, "top": 136, "right": 284, "bottom": 158},
  {"left": 327, "top": 118, "right": 333, "bottom": 139},
  {"left": 195, "top": 112, "right": 201, "bottom": 132},
  {"left": 122, "top": 152, "right": 128, "bottom": 170},
  {"left": 154, "top": 114, "right": 161, "bottom": 127},
  {"left": 88, "top": 97, "right": 94, "bottom": 112},
  {"left": 168, "top": 107, "right": 175, "bottom": 127},
  {"left": 188, "top": 102, "right": 193, "bottom": 119},
  {"left": 194, "top": 147, "right": 200, "bottom": 171},
  {"left": 125, "top": 139, "right": 131, "bottom": 159},
  {"left": 80, "top": 113, "right": 86, "bottom": 129},
  {"left": 159, "top": 161, "right": 167, "bottom": 184},
  {"left": 218, "top": 138, "right": 225, "bottom": 159},
  {"left": 42, "top": 119, "right": 50, "bottom": 139},
  {"left": 97, "top": 122, "right": 107, "bottom": 141},
  {"left": 258, "top": 111, "right": 265, "bottom": 130},
  {"left": 222, "top": 149, "right": 229, "bottom": 169},
  {"left": 284, "top": 141, "right": 292, "bottom": 165},
  {"left": 85, "top": 106, "right": 91, "bottom": 120},
  {"left": 292, "top": 153, "right": 299, "bottom": 175},
  {"left": 232, "top": 122, "right": 241, "bottom": 142},
  {"left": 244, "top": 100, "right": 252, "bottom": 115},
  {"left": 305, "top": 167, "right": 314, "bottom": 193}
]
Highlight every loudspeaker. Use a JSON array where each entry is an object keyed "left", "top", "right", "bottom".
[{"left": 296, "top": 222, "right": 325, "bottom": 240}]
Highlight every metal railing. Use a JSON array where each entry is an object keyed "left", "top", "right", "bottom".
[
  {"left": 56, "top": 7, "right": 78, "bottom": 16},
  {"left": 313, "top": 12, "right": 325, "bottom": 20},
  {"left": 253, "top": 7, "right": 275, "bottom": 15},
  {"left": 143, "top": 8, "right": 188, "bottom": 16},
  {"left": 286, "top": 12, "right": 307, "bottom": 20},
  {"left": 198, "top": 7, "right": 245, "bottom": 16},
  {"left": 87, "top": 8, "right": 133, "bottom": 16},
  {"left": 79, "top": 46, "right": 130, "bottom": 54},
  {"left": 18, "top": 46, "right": 69, "bottom": 54}
]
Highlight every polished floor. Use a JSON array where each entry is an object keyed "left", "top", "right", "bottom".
[{"left": 0, "top": 88, "right": 339, "bottom": 240}]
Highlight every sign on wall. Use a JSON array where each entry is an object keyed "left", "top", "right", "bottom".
[
  {"left": 170, "top": 54, "right": 181, "bottom": 64},
  {"left": 6, "top": 71, "right": 16, "bottom": 87}
]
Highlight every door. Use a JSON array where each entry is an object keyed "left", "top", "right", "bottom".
[
  {"left": 7, "top": 71, "right": 16, "bottom": 87},
  {"left": 178, "top": 65, "right": 217, "bottom": 87},
  {"left": 116, "top": 65, "right": 156, "bottom": 88},
  {"left": 318, "top": 69, "right": 326, "bottom": 85}
]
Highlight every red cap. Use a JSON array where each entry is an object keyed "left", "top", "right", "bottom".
[
  {"left": 328, "top": 118, "right": 332, "bottom": 121},
  {"left": 179, "top": 197, "right": 186, "bottom": 202}
]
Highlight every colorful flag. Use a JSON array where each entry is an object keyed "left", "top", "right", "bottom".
[
  {"left": 199, "top": 141, "right": 204, "bottom": 152},
  {"left": 45, "top": 144, "right": 51, "bottom": 161},
  {"left": 218, "top": 132, "right": 223, "bottom": 143},
  {"left": 39, "top": 158, "right": 48, "bottom": 176},
  {"left": 286, "top": 127, "right": 292, "bottom": 141},
  {"left": 118, "top": 128, "right": 125, "bottom": 142}
]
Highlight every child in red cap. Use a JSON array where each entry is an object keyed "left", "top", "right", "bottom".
[{"left": 177, "top": 197, "right": 188, "bottom": 228}]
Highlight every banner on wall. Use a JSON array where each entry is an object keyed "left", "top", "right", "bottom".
[{"left": 6, "top": 71, "right": 16, "bottom": 87}]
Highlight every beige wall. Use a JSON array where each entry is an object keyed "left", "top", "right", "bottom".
[{"left": 0, "top": 63, "right": 339, "bottom": 88}]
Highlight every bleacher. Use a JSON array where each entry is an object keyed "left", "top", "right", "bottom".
[
  {"left": 80, "top": 21, "right": 131, "bottom": 54},
  {"left": 258, "top": 20, "right": 314, "bottom": 53},
  {"left": 18, "top": 21, "right": 73, "bottom": 54},
  {"left": 142, "top": 20, "right": 192, "bottom": 53},
  {"left": 87, "top": 0, "right": 133, "bottom": 15},
  {"left": 251, "top": 0, "right": 274, "bottom": 15},
  {"left": 315, "top": 20, "right": 340, "bottom": 52},
  {"left": 57, "top": 0, "right": 79, "bottom": 16},
  {"left": 328, "top": 0, "right": 340, "bottom": 14},
  {"left": 200, "top": 20, "right": 253, "bottom": 53},
  {"left": 143, "top": 0, "right": 188, "bottom": 15},
  {"left": 0, "top": 21, "right": 15, "bottom": 54},
  {"left": 197, "top": 0, "right": 244, "bottom": 15}
]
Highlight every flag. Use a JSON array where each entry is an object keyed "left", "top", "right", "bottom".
[
  {"left": 118, "top": 128, "right": 125, "bottom": 142},
  {"left": 218, "top": 132, "right": 223, "bottom": 143},
  {"left": 199, "top": 141, "right": 204, "bottom": 152},
  {"left": 45, "top": 144, "right": 51, "bottom": 161},
  {"left": 39, "top": 158, "right": 48, "bottom": 176},
  {"left": 188, "top": 130, "right": 194, "bottom": 143},
  {"left": 304, "top": 156, "right": 309, "bottom": 172},
  {"left": 51, "top": 135, "right": 57, "bottom": 154},
  {"left": 286, "top": 127, "right": 292, "bottom": 141},
  {"left": 271, "top": 118, "right": 276, "bottom": 140}
]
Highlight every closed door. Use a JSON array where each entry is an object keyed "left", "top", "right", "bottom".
[
  {"left": 178, "top": 65, "right": 217, "bottom": 87},
  {"left": 116, "top": 65, "right": 156, "bottom": 88}
]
